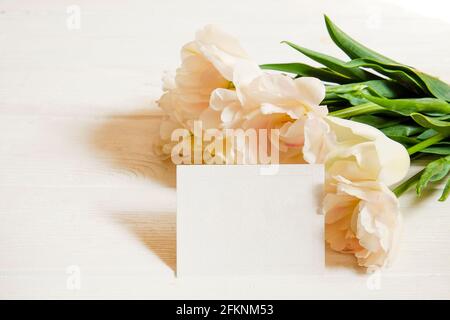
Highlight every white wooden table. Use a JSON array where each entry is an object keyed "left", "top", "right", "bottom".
[{"left": 1, "top": 0, "right": 449, "bottom": 299}]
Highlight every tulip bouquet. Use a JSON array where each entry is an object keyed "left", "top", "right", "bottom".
[{"left": 155, "top": 16, "right": 450, "bottom": 271}]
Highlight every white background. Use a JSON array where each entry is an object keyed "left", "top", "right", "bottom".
[{"left": 0, "top": 0, "right": 449, "bottom": 299}]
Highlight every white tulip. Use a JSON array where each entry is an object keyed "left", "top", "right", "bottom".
[
  {"left": 324, "top": 176, "right": 402, "bottom": 270},
  {"left": 158, "top": 25, "right": 253, "bottom": 129},
  {"left": 303, "top": 116, "right": 409, "bottom": 270},
  {"left": 155, "top": 24, "right": 414, "bottom": 271},
  {"left": 303, "top": 115, "right": 410, "bottom": 186}
]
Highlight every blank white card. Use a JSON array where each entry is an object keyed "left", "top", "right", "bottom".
[{"left": 177, "top": 165, "right": 325, "bottom": 276}]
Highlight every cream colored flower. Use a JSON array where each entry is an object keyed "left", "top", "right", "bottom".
[
  {"left": 303, "top": 116, "right": 410, "bottom": 186},
  {"left": 302, "top": 114, "right": 409, "bottom": 270},
  {"left": 158, "top": 25, "right": 253, "bottom": 129},
  {"left": 301, "top": 114, "right": 409, "bottom": 270},
  {"left": 200, "top": 88, "right": 244, "bottom": 129},
  {"left": 193, "top": 60, "right": 327, "bottom": 162},
  {"left": 324, "top": 176, "right": 402, "bottom": 270},
  {"left": 239, "top": 73, "right": 326, "bottom": 117},
  {"left": 240, "top": 75, "right": 326, "bottom": 162}
]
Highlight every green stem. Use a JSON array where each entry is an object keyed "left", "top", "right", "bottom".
[
  {"left": 406, "top": 133, "right": 446, "bottom": 155},
  {"left": 328, "top": 102, "right": 384, "bottom": 118},
  {"left": 325, "top": 84, "right": 367, "bottom": 94},
  {"left": 393, "top": 169, "right": 424, "bottom": 198}
]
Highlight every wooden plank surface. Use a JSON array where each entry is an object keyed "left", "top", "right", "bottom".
[{"left": 0, "top": 0, "right": 449, "bottom": 299}]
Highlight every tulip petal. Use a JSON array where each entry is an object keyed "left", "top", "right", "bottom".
[
  {"left": 196, "top": 24, "right": 250, "bottom": 80},
  {"left": 294, "top": 77, "right": 326, "bottom": 107}
]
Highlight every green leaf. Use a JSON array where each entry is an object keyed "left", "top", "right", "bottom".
[
  {"left": 260, "top": 63, "right": 353, "bottom": 84},
  {"left": 324, "top": 15, "right": 450, "bottom": 101},
  {"left": 410, "top": 113, "right": 450, "bottom": 136},
  {"left": 417, "top": 129, "right": 438, "bottom": 140},
  {"left": 417, "top": 155, "right": 450, "bottom": 196},
  {"left": 322, "top": 99, "right": 348, "bottom": 107},
  {"left": 407, "top": 132, "right": 447, "bottom": 155},
  {"left": 350, "top": 114, "right": 403, "bottom": 129},
  {"left": 393, "top": 169, "right": 423, "bottom": 197},
  {"left": 386, "top": 135, "right": 421, "bottom": 147},
  {"left": 347, "top": 59, "right": 450, "bottom": 101},
  {"left": 413, "top": 71, "right": 450, "bottom": 102},
  {"left": 282, "top": 41, "right": 378, "bottom": 81},
  {"left": 325, "top": 80, "right": 410, "bottom": 106},
  {"left": 421, "top": 143, "right": 450, "bottom": 155},
  {"left": 346, "top": 59, "right": 426, "bottom": 95},
  {"left": 381, "top": 124, "right": 425, "bottom": 137},
  {"left": 361, "top": 80, "right": 409, "bottom": 98},
  {"left": 437, "top": 114, "right": 450, "bottom": 121},
  {"left": 363, "top": 95, "right": 450, "bottom": 116},
  {"left": 328, "top": 102, "right": 386, "bottom": 118},
  {"left": 324, "top": 15, "right": 397, "bottom": 64},
  {"left": 439, "top": 178, "right": 450, "bottom": 201},
  {"left": 326, "top": 83, "right": 367, "bottom": 95},
  {"left": 326, "top": 80, "right": 408, "bottom": 98},
  {"left": 336, "top": 93, "right": 367, "bottom": 106}
]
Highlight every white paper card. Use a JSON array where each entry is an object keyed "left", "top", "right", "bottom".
[{"left": 177, "top": 164, "right": 324, "bottom": 276}]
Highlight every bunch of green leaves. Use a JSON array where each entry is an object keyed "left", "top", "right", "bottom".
[{"left": 261, "top": 15, "right": 450, "bottom": 201}]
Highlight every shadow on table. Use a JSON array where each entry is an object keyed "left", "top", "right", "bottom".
[
  {"left": 112, "top": 212, "right": 176, "bottom": 272},
  {"left": 90, "top": 108, "right": 364, "bottom": 273},
  {"left": 90, "top": 108, "right": 177, "bottom": 271},
  {"left": 89, "top": 108, "right": 176, "bottom": 188},
  {"left": 112, "top": 209, "right": 362, "bottom": 274}
]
